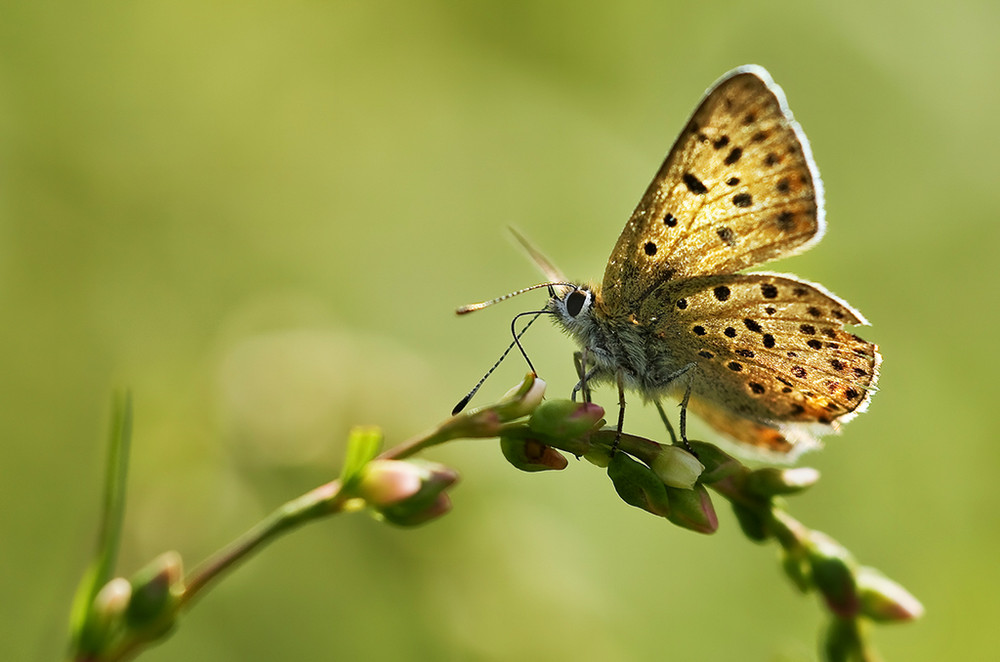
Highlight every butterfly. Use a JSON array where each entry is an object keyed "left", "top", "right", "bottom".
[{"left": 462, "top": 65, "right": 880, "bottom": 458}]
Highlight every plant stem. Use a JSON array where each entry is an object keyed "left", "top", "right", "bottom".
[{"left": 180, "top": 479, "right": 352, "bottom": 608}]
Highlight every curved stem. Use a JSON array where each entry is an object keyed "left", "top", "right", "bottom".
[{"left": 180, "top": 479, "right": 352, "bottom": 608}]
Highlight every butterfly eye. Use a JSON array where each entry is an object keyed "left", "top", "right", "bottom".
[{"left": 566, "top": 289, "right": 588, "bottom": 317}]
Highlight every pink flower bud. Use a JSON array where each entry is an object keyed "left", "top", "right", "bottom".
[
  {"left": 358, "top": 460, "right": 424, "bottom": 507},
  {"left": 857, "top": 567, "right": 924, "bottom": 622},
  {"left": 528, "top": 400, "right": 605, "bottom": 440},
  {"left": 362, "top": 459, "right": 459, "bottom": 527},
  {"left": 807, "top": 532, "right": 860, "bottom": 618},
  {"left": 665, "top": 484, "right": 718, "bottom": 534}
]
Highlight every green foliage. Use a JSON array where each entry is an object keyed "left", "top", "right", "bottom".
[{"left": 67, "top": 383, "right": 920, "bottom": 661}]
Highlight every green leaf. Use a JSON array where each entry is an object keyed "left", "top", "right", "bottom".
[
  {"left": 822, "top": 616, "right": 871, "bottom": 662},
  {"left": 340, "top": 426, "right": 383, "bottom": 489},
  {"left": 607, "top": 452, "right": 671, "bottom": 517},
  {"left": 731, "top": 501, "right": 770, "bottom": 542},
  {"left": 68, "top": 391, "right": 133, "bottom": 654}
]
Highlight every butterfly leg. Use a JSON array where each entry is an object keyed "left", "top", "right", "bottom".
[
  {"left": 571, "top": 349, "right": 596, "bottom": 403},
  {"left": 571, "top": 366, "right": 600, "bottom": 403},
  {"left": 656, "top": 362, "right": 698, "bottom": 456},
  {"left": 572, "top": 350, "right": 587, "bottom": 403},
  {"left": 612, "top": 368, "right": 626, "bottom": 452},
  {"left": 653, "top": 400, "right": 679, "bottom": 445},
  {"left": 678, "top": 370, "right": 695, "bottom": 456}
]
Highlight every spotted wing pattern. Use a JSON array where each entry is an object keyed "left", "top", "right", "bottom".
[
  {"left": 642, "top": 273, "right": 879, "bottom": 452},
  {"left": 600, "top": 66, "right": 823, "bottom": 317}
]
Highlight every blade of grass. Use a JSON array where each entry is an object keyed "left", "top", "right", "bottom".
[{"left": 68, "top": 391, "right": 133, "bottom": 652}]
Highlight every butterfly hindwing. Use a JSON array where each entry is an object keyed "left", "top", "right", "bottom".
[{"left": 639, "top": 273, "right": 879, "bottom": 449}]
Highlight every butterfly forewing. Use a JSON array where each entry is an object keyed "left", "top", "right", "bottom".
[{"left": 601, "top": 66, "right": 823, "bottom": 316}]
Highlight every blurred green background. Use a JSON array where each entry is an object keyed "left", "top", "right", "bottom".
[{"left": 3, "top": 1, "right": 997, "bottom": 660}]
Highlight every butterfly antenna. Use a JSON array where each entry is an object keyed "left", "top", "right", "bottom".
[
  {"left": 452, "top": 309, "right": 550, "bottom": 415},
  {"left": 456, "top": 282, "right": 573, "bottom": 315}
]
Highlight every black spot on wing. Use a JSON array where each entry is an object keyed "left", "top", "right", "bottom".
[
  {"left": 683, "top": 172, "right": 708, "bottom": 195},
  {"left": 732, "top": 193, "right": 752, "bottom": 208},
  {"left": 716, "top": 226, "right": 735, "bottom": 246}
]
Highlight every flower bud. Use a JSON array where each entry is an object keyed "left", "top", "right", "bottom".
[
  {"left": 731, "top": 502, "right": 770, "bottom": 542},
  {"left": 358, "top": 459, "right": 424, "bottom": 506},
  {"left": 380, "top": 492, "right": 453, "bottom": 526},
  {"left": 686, "top": 441, "right": 742, "bottom": 484},
  {"left": 499, "top": 435, "right": 569, "bottom": 472},
  {"left": 745, "top": 467, "right": 820, "bottom": 497},
  {"left": 607, "top": 452, "right": 671, "bottom": 517},
  {"left": 82, "top": 577, "right": 132, "bottom": 648},
  {"left": 494, "top": 374, "right": 547, "bottom": 421},
  {"left": 664, "top": 484, "right": 718, "bottom": 534},
  {"left": 528, "top": 400, "right": 605, "bottom": 440},
  {"left": 856, "top": 566, "right": 924, "bottom": 622},
  {"left": 93, "top": 577, "right": 132, "bottom": 620},
  {"left": 650, "top": 445, "right": 704, "bottom": 489},
  {"left": 125, "top": 551, "right": 183, "bottom": 633},
  {"left": 363, "top": 459, "right": 459, "bottom": 527},
  {"left": 445, "top": 375, "right": 546, "bottom": 440},
  {"left": 807, "top": 532, "right": 860, "bottom": 618},
  {"left": 780, "top": 545, "right": 812, "bottom": 592}
]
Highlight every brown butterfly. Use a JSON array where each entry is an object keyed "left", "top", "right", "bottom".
[{"left": 461, "top": 65, "right": 880, "bottom": 458}]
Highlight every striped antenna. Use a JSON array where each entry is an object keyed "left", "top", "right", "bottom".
[{"left": 456, "top": 282, "right": 574, "bottom": 315}]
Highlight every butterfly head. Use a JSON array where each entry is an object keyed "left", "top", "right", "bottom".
[{"left": 548, "top": 284, "right": 608, "bottom": 343}]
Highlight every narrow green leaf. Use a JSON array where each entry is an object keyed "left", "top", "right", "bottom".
[
  {"left": 339, "top": 426, "right": 383, "bottom": 489},
  {"left": 68, "top": 391, "right": 133, "bottom": 651}
]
